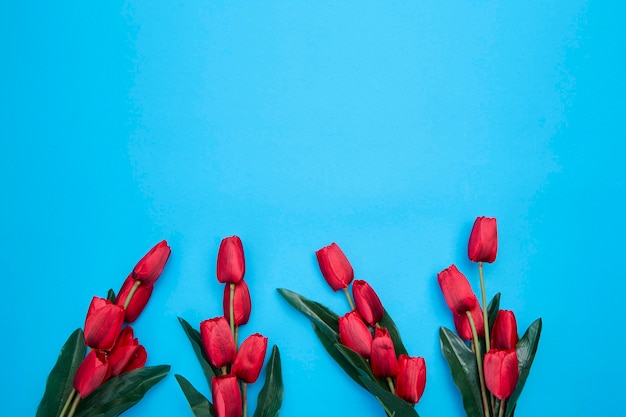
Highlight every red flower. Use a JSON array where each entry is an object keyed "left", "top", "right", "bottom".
[
  {"left": 232, "top": 333, "right": 268, "bottom": 383},
  {"left": 315, "top": 243, "right": 354, "bottom": 291},
  {"left": 396, "top": 355, "right": 426, "bottom": 404},
  {"left": 200, "top": 317, "right": 236, "bottom": 368},
  {"left": 132, "top": 240, "right": 171, "bottom": 286},
  {"left": 217, "top": 236, "right": 246, "bottom": 284},
  {"left": 352, "top": 280, "right": 384, "bottom": 326},
  {"left": 222, "top": 280, "right": 252, "bottom": 326},
  {"left": 468, "top": 216, "right": 498, "bottom": 263},
  {"left": 491, "top": 310, "right": 519, "bottom": 350},
  {"left": 108, "top": 326, "right": 147, "bottom": 377},
  {"left": 453, "top": 303, "right": 485, "bottom": 341},
  {"left": 115, "top": 275, "right": 154, "bottom": 323},
  {"left": 84, "top": 297, "right": 125, "bottom": 350},
  {"left": 437, "top": 265, "right": 479, "bottom": 314},
  {"left": 484, "top": 349, "right": 519, "bottom": 400},
  {"left": 73, "top": 350, "right": 110, "bottom": 399},
  {"left": 339, "top": 311, "right": 373, "bottom": 358},
  {"left": 211, "top": 375, "right": 242, "bottom": 417},
  {"left": 370, "top": 328, "right": 399, "bottom": 378}
]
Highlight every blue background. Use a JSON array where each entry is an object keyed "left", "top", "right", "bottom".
[{"left": 1, "top": 1, "right": 624, "bottom": 416}]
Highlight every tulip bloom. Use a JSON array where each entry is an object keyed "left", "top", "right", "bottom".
[
  {"left": 468, "top": 217, "right": 498, "bottom": 263},
  {"left": 370, "top": 328, "right": 399, "bottom": 378},
  {"left": 73, "top": 350, "right": 110, "bottom": 398},
  {"left": 484, "top": 349, "right": 519, "bottom": 400},
  {"left": 396, "top": 355, "right": 426, "bottom": 404},
  {"left": 339, "top": 311, "right": 373, "bottom": 358},
  {"left": 315, "top": 243, "right": 354, "bottom": 291},
  {"left": 211, "top": 375, "right": 242, "bottom": 417},
  {"left": 108, "top": 326, "right": 148, "bottom": 377},
  {"left": 222, "top": 280, "right": 252, "bottom": 326},
  {"left": 132, "top": 240, "right": 171, "bottom": 286},
  {"left": 437, "top": 265, "right": 480, "bottom": 314},
  {"left": 453, "top": 303, "right": 485, "bottom": 341},
  {"left": 216, "top": 236, "right": 245, "bottom": 285},
  {"left": 84, "top": 296, "right": 125, "bottom": 350},
  {"left": 115, "top": 275, "right": 154, "bottom": 323},
  {"left": 491, "top": 310, "right": 519, "bottom": 350},
  {"left": 200, "top": 317, "right": 236, "bottom": 368},
  {"left": 232, "top": 333, "right": 268, "bottom": 383},
  {"left": 352, "top": 280, "right": 384, "bottom": 326}
]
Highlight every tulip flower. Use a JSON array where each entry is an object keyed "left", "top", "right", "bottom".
[
  {"left": 108, "top": 326, "right": 148, "bottom": 377},
  {"left": 396, "top": 355, "right": 426, "bottom": 404},
  {"left": 73, "top": 350, "right": 110, "bottom": 399},
  {"left": 211, "top": 375, "right": 242, "bottom": 417},
  {"left": 232, "top": 333, "right": 268, "bottom": 383},
  {"left": 217, "top": 236, "right": 245, "bottom": 284},
  {"left": 200, "top": 317, "right": 237, "bottom": 368},
  {"left": 315, "top": 242, "right": 354, "bottom": 291},
  {"left": 491, "top": 310, "right": 518, "bottom": 350},
  {"left": 352, "top": 280, "right": 384, "bottom": 326},
  {"left": 222, "top": 280, "right": 252, "bottom": 326},
  {"left": 115, "top": 275, "right": 154, "bottom": 323},
  {"left": 468, "top": 216, "right": 498, "bottom": 263},
  {"left": 132, "top": 240, "right": 171, "bottom": 286},
  {"left": 370, "top": 328, "right": 399, "bottom": 378},
  {"left": 437, "top": 265, "right": 480, "bottom": 314},
  {"left": 484, "top": 349, "right": 519, "bottom": 400},
  {"left": 339, "top": 311, "right": 373, "bottom": 358},
  {"left": 84, "top": 296, "right": 125, "bottom": 350},
  {"left": 453, "top": 303, "right": 485, "bottom": 341}
]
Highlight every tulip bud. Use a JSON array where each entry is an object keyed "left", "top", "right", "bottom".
[
  {"left": 108, "top": 326, "right": 148, "bottom": 377},
  {"left": 437, "top": 265, "right": 479, "bottom": 314},
  {"left": 484, "top": 349, "right": 519, "bottom": 400},
  {"left": 132, "top": 240, "right": 171, "bottom": 286},
  {"left": 315, "top": 242, "right": 354, "bottom": 291},
  {"left": 339, "top": 311, "right": 373, "bottom": 358},
  {"left": 200, "top": 317, "right": 237, "bottom": 368},
  {"left": 453, "top": 304, "right": 485, "bottom": 341},
  {"left": 352, "top": 280, "right": 384, "bottom": 326},
  {"left": 73, "top": 350, "right": 110, "bottom": 399},
  {"left": 370, "top": 328, "right": 399, "bottom": 378},
  {"left": 232, "top": 333, "right": 268, "bottom": 383},
  {"left": 211, "top": 375, "right": 242, "bottom": 417},
  {"left": 491, "top": 310, "right": 518, "bottom": 350},
  {"left": 115, "top": 275, "right": 154, "bottom": 323},
  {"left": 84, "top": 296, "right": 125, "bottom": 350},
  {"left": 223, "top": 280, "right": 252, "bottom": 326},
  {"left": 216, "top": 236, "right": 245, "bottom": 284},
  {"left": 468, "top": 216, "right": 498, "bottom": 263},
  {"left": 396, "top": 355, "right": 426, "bottom": 404}
]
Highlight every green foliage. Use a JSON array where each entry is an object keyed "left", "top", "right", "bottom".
[
  {"left": 175, "top": 374, "right": 215, "bottom": 417},
  {"left": 253, "top": 345, "right": 284, "bottom": 417}
]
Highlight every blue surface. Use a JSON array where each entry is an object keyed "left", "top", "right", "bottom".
[{"left": 1, "top": 1, "right": 625, "bottom": 416}]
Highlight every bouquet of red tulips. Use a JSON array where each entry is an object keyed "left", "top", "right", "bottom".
[
  {"left": 176, "top": 236, "right": 283, "bottom": 417},
  {"left": 279, "top": 242, "right": 427, "bottom": 417},
  {"left": 36, "top": 241, "right": 172, "bottom": 417},
  {"left": 438, "top": 217, "right": 541, "bottom": 417}
]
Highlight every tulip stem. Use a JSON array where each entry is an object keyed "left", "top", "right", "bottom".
[
  {"left": 65, "top": 391, "right": 81, "bottom": 417},
  {"left": 386, "top": 377, "right": 396, "bottom": 395},
  {"left": 478, "top": 262, "right": 491, "bottom": 353},
  {"left": 498, "top": 400, "right": 506, "bottom": 417},
  {"left": 242, "top": 382, "right": 248, "bottom": 417},
  {"left": 343, "top": 287, "right": 355, "bottom": 310},
  {"left": 123, "top": 280, "right": 142, "bottom": 310},
  {"left": 59, "top": 388, "right": 77, "bottom": 417},
  {"left": 229, "top": 284, "right": 236, "bottom": 341},
  {"left": 467, "top": 311, "right": 491, "bottom": 417}
]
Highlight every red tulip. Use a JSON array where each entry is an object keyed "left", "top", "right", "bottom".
[
  {"left": 200, "top": 317, "right": 236, "bottom": 368},
  {"left": 84, "top": 296, "right": 125, "bottom": 350},
  {"left": 437, "top": 265, "right": 479, "bottom": 314},
  {"left": 108, "top": 326, "right": 148, "bottom": 377},
  {"left": 468, "top": 216, "right": 498, "bottom": 263},
  {"left": 115, "top": 275, "right": 154, "bottom": 323},
  {"left": 73, "top": 350, "right": 110, "bottom": 398},
  {"left": 491, "top": 310, "right": 518, "bottom": 350},
  {"left": 232, "top": 333, "right": 268, "bottom": 383},
  {"left": 370, "top": 328, "right": 399, "bottom": 378},
  {"left": 211, "top": 375, "right": 242, "bottom": 417},
  {"left": 132, "top": 240, "right": 171, "bottom": 286},
  {"left": 315, "top": 243, "right": 354, "bottom": 291},
  {"left": 396, "top": 355, "right": 426, "bottom": 404},
  {"left": 217, "top": 236, "right": 245, "bottom": 284},
  {"left": 339, "top": 311, "right": 373, "bottom": 358},
  {"left": 453, "top": 303, "right": 485, "bottom": 340},
  {"left": 223, "top": 280, "right": 252, "bottom": 326},
  {"left": 484, "top": 349, "right": 519, "bottom": 400},
  {"left": 352, "top": 280, "right": 384, "bottom": 326}
]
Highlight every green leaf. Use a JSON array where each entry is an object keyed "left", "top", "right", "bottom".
[
  {"left": 178, "top": 317, "right": 218, "bottom": 385},
  {"left": 277, "top": 288, "right": 339, "bottom": 336},
  {"left": 505, "top": 318, "right": 542, "bottom": 417},
  {"left": 359, "top": 377, "right": 420, "bottom": 417},
  {"left": 36, "top": 328, "right": 86, "bottom": 417},
  {"left": 253, "top": 345, "right": 284, "bottom": 417},
  {"left": 335, "top": 344, "right": 385, "bottom": 390},
  {"left": 440, "top": 327, "right": 484, "bottom": 417},
  {"left": 487, "top": 293, "right": 501, "bottom": 330},
  {"left": 379, "top": 308, "right": 408, "bottom": 356},
  {"left": 74, "top": 365, "right": 170, "bottom": 417},
  {"left": 175, "top": 374, "right": 215, "bottom": 417},
  {"left": 106, "top": 289, "right": 116, "bottom": 303}
]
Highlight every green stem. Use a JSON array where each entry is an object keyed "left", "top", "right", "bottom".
[
  {"left": 229, "top": 283, "right": 236, "bottom": 340},
  {"left": 478, "top": 262, "right": 491, "bottom": 353},
  {"left": 59, "top": 388, "right": 77, "bottom": 417},
  {"left": 123, "top": 280, "right": 142, "bottom": 309},
  {"left": 386, "top": 377, "right": 395, "bottom": 395},
  {"left": 498, "top": 399, "right": 506, "bottom": 417},
  {"left": 467, "top": 311, "right": 491, "bottom": 417},
  {"left": 343, "top": 287, "right": 355, "bottom": 310},
  {"left": 65, "top": 391, "right": 81, "bottom": 417},
  {"left": 242, "top": 382, "right": 248, "bottom": 417}
]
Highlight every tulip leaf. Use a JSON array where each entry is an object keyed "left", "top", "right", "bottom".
[
  {"left": 175, "top": 374, "right": 215, "bottom": 417},
  {"left": 178, "top": 317, "right": 218, "bottom": 385},
  {"left": 359, "top": 376, "right": 420, "bottom": 417},
  {"left": 487, "top": 293, "right": 501, "bottom": 330},
  {"left": 440, "top": 327, "right": 484, "bottom": 417},
  {"left": 253, "top": 345, "right": 284, "bottom": 417},
  {"left": 335, "top": 343, "right": 386, "bottom": 390},
  {"left": 106, "top": 289, "right": 116, "bottom": 303},
  {"left": 277, "top": 288, "right": 340, "bottom": 336},
  {"left": 74, "top": 365, "right": 170, "bottom": 417},
  {"left": 379, "top": 308, "right": 408, "bottom": 356},
  {"left": 36, "top": 328, "right": 86, "bottom": 417},
  {"left": 505, "top": 318, "right": 542, "bottom": 417}
]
